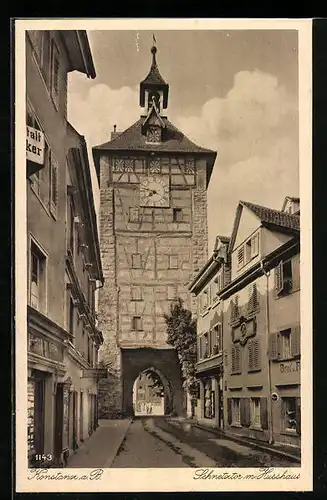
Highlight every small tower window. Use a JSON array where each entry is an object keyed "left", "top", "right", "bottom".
[
  {"left": 173, "top": 208, "right": 183, "bottom": 222},
  {"left": 149, "top": 91, "right": 160, "bottom": 111}
]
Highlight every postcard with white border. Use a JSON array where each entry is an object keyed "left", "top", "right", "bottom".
[{"left": 15, "top": 17, "right": 312, "bottom": 492}]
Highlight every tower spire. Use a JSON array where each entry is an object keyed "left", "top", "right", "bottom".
[{"left": 139, "top": 42, "right": 169, "bottom": 110}]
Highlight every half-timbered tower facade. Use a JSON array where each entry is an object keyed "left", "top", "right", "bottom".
[{"left": 93, "top": 45, "right": 217, "bottom": 417}]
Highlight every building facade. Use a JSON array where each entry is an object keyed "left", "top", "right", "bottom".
[
  {"left": 26, "top": 29, "right": 105, "bottom": 467},
  {"left": 189, "top": 236, "right": 230, "bottom": 429},
  {"left": 221, "top": 199, "right": 300, "bottom": 449},
  {"left": 190, "top": 197, "right": 300, "bottom": 451},
  {"left": 92, "top": 44, "right": 217, "bottom": 418}
]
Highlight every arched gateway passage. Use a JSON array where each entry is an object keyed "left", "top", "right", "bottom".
[
  {"left": 133, "top": 368, "right": 169, "bottom": 416},
  {"left": 122, "top": 348, "right": 186, "bottom": 417}
]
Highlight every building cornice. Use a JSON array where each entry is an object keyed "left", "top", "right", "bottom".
[
  {"left": 219, "top": 237, "right": 300, "bottom": 300},
  {"left": 27, "top": 306, "right": 72, "bottom": 342}
]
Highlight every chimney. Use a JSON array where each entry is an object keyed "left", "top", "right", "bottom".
[
  {"left": 282, "top": 196, "right": 300, "bottom": 215},
  {"left": 111, "top": 124, "right": 120, "bottom": 141}
]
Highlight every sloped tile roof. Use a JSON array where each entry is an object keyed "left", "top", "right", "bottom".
[
  {"left": 141, "top": 61, "right": 167, "bottom": 86},
  {"left": 240, "top": 201, "right": 300, "bottom": 231},
  {"left": 93, "top": 117, "right": 216, "bottom": 155}
]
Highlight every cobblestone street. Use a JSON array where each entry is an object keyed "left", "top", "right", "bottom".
[{"left": 68, "top": 417, "right": 300, "bottom": 468}]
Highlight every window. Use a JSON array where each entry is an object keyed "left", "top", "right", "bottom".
[
  {"left": 50, "top": 40, "right": 60, "bottom": 109},
  {"left": 49, "top": 153, "right": 59, "bottom": 217},
  {"left": 231, "top": 345, "right": 241, "bottom": 374},
  {"left": 237, "top": 246, "right": 244, "bottom": 269},
  {"left": 200, "top": 290, "right": 209, "bottom": 312},
  {"left": 69, "top": 297, "right": 75, "bottom": 336},
  {"left": 275, "top": 259, "right": 293, "bottom": 295},
  {"left": 132, "top": 253, "right": 141, "bottom": 269},
  {"left": 167, "top": 285, "right": 176, "bottom": 301},
  {"left": 248, "top": 338, "right": 261, "bottom": 372},
  {"left": 30, "top": 31, "right": 51, "bottom": 87},
  {"left": 269, "top": 326, "right": 301, "bottom": 360},
  {"left": 204, "top": 379, "right": 214, "bottom": 419},
  {"left": 280, "top": 329, "right": 292, "bottom": 359},
  {"left": 131, "top": 285, "right": 142, "bottom": 301},
  {"left": 129, "top": 207, "right": 139, "bottom": 222},
  {"left": 212, "top": 323, "right": 222, "bottom": 355},
  {"left": 232, "top": 398, "right": 241, "bottom": 425},
  {"left": 250, "top": 398, "right": 261, "bottom": 428},
  {"left": 87, "top": 338, "right": 92, "bottom": 366},
  {"left": 246, "top": 233, "right": 259, "bottom": 262},
  {"left": 173, "top": 208, "right": 183, "bottom": 222},
  {"left": 203, "top": 333, "right": 209, "bottom": 358},
  {"left": 282, "top": 397, "right": 301, "bottom": 434},
  {"left": 230, "top": 295, "right": 239, "bottom": 322},
  {"left": 169, "top": 255, "right": 178, "bottom": 269},
  {"left": 67, "top": 199, "right": 75, "bottom": 256},
  {"left": 132, "top": 316, "right": 142, "bottom": 331},
  {"left": 248, "top": 282, "right": 259, "bottom": 313},
  {"left": 30, "top": 241, "right": 47, "bottom": 312}
]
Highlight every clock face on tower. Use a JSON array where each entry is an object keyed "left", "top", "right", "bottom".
[{"left": 139, "top": 175, "right": 170, "bottom": 207}]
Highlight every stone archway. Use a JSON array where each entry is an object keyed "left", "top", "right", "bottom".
[
  {"left": 121, "top": 347, "right": 185, "bottom": 417},
  {"left": 132, "top": 366, "right": 171, "bottom": 416}
]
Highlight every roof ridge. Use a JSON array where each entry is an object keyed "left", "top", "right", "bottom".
[
  {"left": 93, "top": 118, "right": 142, "bottom": 149},
  {"left": 240, "top": 200, "right": 300, "bottom": 217},
  {"left": 165, "top": 118, "right": 216, "bottom": 154}
]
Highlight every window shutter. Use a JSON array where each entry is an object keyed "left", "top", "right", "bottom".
[
  {"left": 253, "top": 339, "right": 260, "bottom": 370},
  {"left": 291, "top": 325, "right": 301, "bottom": 358},
  {"left": 292, "top": 255, "right": 300, "bottom": 291},
  {"left": 231, "top": 346, "right": 236, "bottom": 373},
  {"left": 260, "top": 397, "right": 268, "bottom": 429},
  {"left": 268, "top": 332, "right": 279, "bottom": 361},
  {"left": 50, "top": 153, "right": 59, "bottom": 216},
  {"left": 51, "top": 40, "right": 60, "bottom": 109},
  {"left": 275, "top": 262, "right": 284, "bottom": 294},
  {"left": 251, "top": 233, "right": 259, "bottom": 257},
  {"left": 248, "top": 285, "right": 254, "bottom": 313},
  {"left": 248, "top": 342, "right": 253, "bottom": 371},
  {"left": 236, "top": 345, "right": 241, "bottom": 374},
  {"left": 237, "top": 246, "right": 244, "bottom": 268},
  {"left": 243, "top": 398, "right": 251, "bottom": 427},
  {"left": 253, "top": 283, "right": 258, "bottom": 310},
  {"left": 227, "top": 398, "right": 232, "bottom": 424},
  {"left": 295, "top": 397, "right": 301, "bottom": 435},
  {"left": 224, "top": 267, "right": 231, "bottom": 287}
]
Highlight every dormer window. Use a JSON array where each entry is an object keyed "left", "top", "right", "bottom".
[{"left": 146, "top": 126, "right": 161, "bottom": 143}]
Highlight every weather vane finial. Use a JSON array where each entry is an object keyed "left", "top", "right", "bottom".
[{"left": 152, "top": 33, "right": 156, "bottom": 47}]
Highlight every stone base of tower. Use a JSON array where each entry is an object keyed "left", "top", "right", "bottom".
[
  {"left": 97, "top": 346, "right": 187, "bottom": 419},
  {"left": 97, "top": 373, "right": 124, "bottom": 419}
]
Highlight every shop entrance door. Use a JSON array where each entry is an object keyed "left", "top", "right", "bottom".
[{"left": 72, "top": 391, "right": 78, "bottom": 450}]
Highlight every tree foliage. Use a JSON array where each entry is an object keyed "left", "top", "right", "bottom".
[
  {"left": 164, "top": 298, "right": 197, "bottom": 398},
  {"left": 143, "top": 369, "right": 165, "bottom": 397}
]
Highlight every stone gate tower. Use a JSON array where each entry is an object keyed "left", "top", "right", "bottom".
[{"left": 92, "top": 44, "right": 217, "bottom": 417}]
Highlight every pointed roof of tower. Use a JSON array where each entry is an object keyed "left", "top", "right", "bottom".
[{"left": 141, "top": 45, "right": 168, "bottom": 86}]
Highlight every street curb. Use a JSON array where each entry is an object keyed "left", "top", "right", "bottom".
[
  {"left": 192, "top": 422, "right": 301, "bottom": 463},
  {"left": 103, "top": 418, "right": 133, "bottom": 468}
]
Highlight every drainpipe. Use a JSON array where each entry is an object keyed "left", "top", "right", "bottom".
[{"left": 260, "top": 260, "right": 274, "bottom": 445}]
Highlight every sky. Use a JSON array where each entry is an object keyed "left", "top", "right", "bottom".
[{"left": 67, "top": 29, "right": 299, "bottom": 254}]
